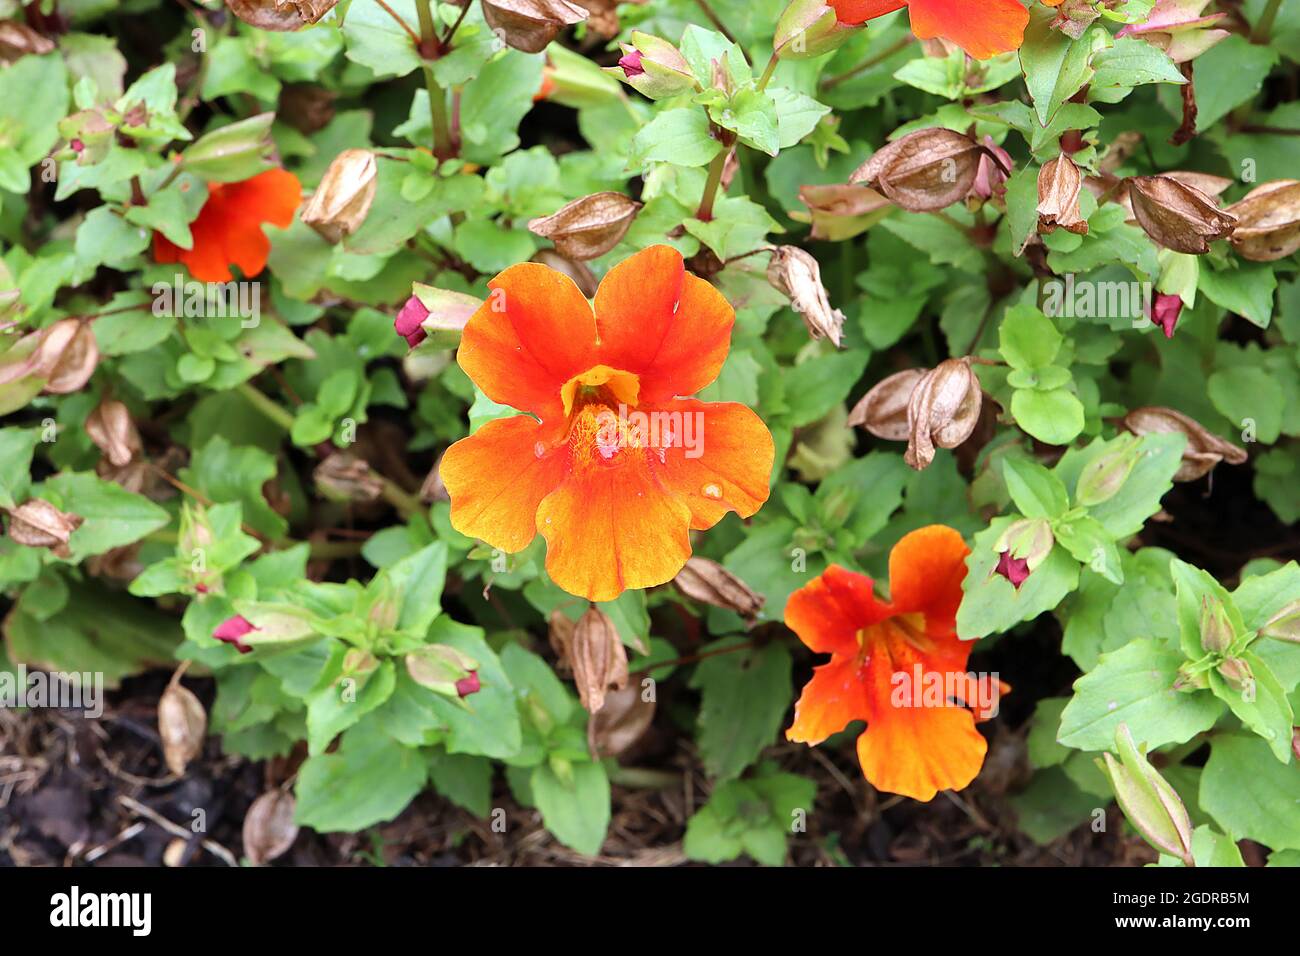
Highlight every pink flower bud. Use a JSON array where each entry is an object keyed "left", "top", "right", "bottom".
[
  {"left": 213, "top": 615, "right": 256, "bottom": 654},
  {"left": 994, "top": 551, "right": 1031, "bottom": 589},
  {"left": 455, "top": 671, "right": 481, "bottom": 698},
  {"left": 618, "top": 50, "right": 645, "bottom": 77},
  {"left": 1153, "top": 293, "right": 1183, "bottom": 339},
  {"left": 394, "top": 295, "right": 430, "bottom": 348}
]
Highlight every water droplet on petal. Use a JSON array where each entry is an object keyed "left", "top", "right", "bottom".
[
  {"left": 702, "top": 484, "right": 722, "bottom": 500},
  {"left": 534, "top": 442, "right": 546, "bottom": 459}
]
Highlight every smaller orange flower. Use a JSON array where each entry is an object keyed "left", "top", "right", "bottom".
[
  {"left": 153, "top": 168, "right": 302, "bottom": 283},
  {"left": 786, "top": 525, "right": 1003, "bottom": 802},
  {"left": 830, "top": 0, "right": 1030, "bottom": 61}
]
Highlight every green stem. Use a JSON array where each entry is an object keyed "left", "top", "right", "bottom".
[
  {"left": 820, "top": 35, "right": 914, "bottom": 91},
  {"left": 379, "top": 476, "right": 425, "bottom": 520},
  {"left": 693, "top": 0, "right": 745, "bottom": 58},
  {"left": 695, "top": 147, "right": 729, "bottom": 222},
  {"left": 757, "top": 52, "right": 780, "bottom": 92},
  {"left": 1251, "top": 0, "right": 1283, "bottom": 43},
  {"left": 237, "top": 382, "right": 296, "bottom": 432},
  {"left": 415, "top": 0, "right": 455, "bottom": 160}
]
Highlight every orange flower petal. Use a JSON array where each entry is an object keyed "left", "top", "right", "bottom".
[
  {"left": 222, "top": 168, "right": 303, "bottom": 229},
  {"left": 855, "top": 701, "right": 987, "bottom": 801},
  {"left": 786, "top": 565, "right": 891, "bottom": 657},
  {"left": 535, "top": 455, "right": 693, "bottom": 602},
  {"left": 644, "top": 399, "right": 773, "bottom": 531},
  {"left": 787, "top": 656, "right": 871, "bottom": 745},
  {"left": 458, "top": 263, "right": 599, "bottom": 423},
  {"left": 593, "top": 245, "right": 734, "bottom": 403},
  {"left": 886, "top": 524, "right": 970, "bottom": 634},
  {"left": 906, "top": 0, "right": 1029, "bottom": 60},
  {"left": 441, "top": 415, "right": 568, "bottom": 554},
  {"left": 830, "top": 0, "right": 906, "bottom": 25}
]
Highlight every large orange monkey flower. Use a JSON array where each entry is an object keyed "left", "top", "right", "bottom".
[
  {"left": 153, "top": 168, "right": 302, "bottom": 283},
  {"left": 786, "top": 525, "right": 1003, "bottom": 801},
  {"left": 440, "top": 246, "right": 774, "bottom": 603},
  {"left": 831, "top": 0, "right": 1030, "bottom": 61}
]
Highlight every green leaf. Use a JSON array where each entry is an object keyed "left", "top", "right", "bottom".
[
  {"left": 0, "top": 427, "right": 40, "bottom": 509},
  {"left": 295, "top": 719, "right": 428, "bottom": 832},
  {"left": 1201, "top": 735, "right": 1300, "bottom": 851},
  {"left": 1018, "top": 10, "right": 1104, "bottom": 125},
  {"left": 689, "top": 639, "right": 792, "bottom": 780},
  {"left": 38, "top": 472, "right": 170, "bottom": 562},
  {"left": 1003, "top": 457, "right": 1069, "bottom": 519},
  {"left": 531, "top": 760, "right": 610, "bottom": 856},
  {"left": 1058, "top": 639, "right": 1223, "bottom": 751},
  {"left": 629, "top": 109, "right": 724, "bottom": 169}
]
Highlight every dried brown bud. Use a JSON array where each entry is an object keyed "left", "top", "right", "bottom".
[
  {"left": 300, "top": 148, "right": 378, "bottom": 243},
  {"left": 847, "top": 367, "right": 926, "bottom": 440},
  {"left": 1224, "top": 180, "right": 1300, "bottom": 262},
  {"left": 570, "top": 607, "right": 628, "bottom": 714},
  {"left": 1127, "top": 174, "right": 1237, "bottom": 255},
  {"left": 588, "top": 683, "right": 654, "bottom": 759},
  {"left": 548, "top": 609, "right": 577, "bottom": 673},
  {"left": 5, "top": 498, "right": 84, "bottom": 559},
  {"left": 243, "top": 790, "right": 299, "bottom": 866},
  {"left": 159, "top": 672, "right": 207, "bottom": 776},
  {"left": 1037, "top": 155, "right": 1088, "bottom": 236},
  {"left": 573, "top": 0, "right": 646, "bottom": 38},
  {"left": 226, "top": 0, "right": 337, "bottom": 30},
  {"left": 796, "top": 183, "right": 892, "bottom": 241},
  {"left": 86, "top": 399, "right": 142, "bottom": 468},
  {"left": 766, "top": 246, "right": 845, "bottom": 346},
  {"left": 904, "top": 359, "right": 982, "bottom": 470},
  {"left": 850, "top": 128, "right": 984, "bottom": 213},
  {"left": 419, "top": 453, "right": 449, "bottom": 504},
  {"left": 313, "top": 453, "right": 384, "bottom": 503},
  {"left": 482, "top": 0, "right": 588, "bottom": 54},
  {"left": 527, "top": 192, "right": 641, "bottom": 261},
  {"left": 279, "top": 84, "right": 336, "bottom": 135},
  {"left": 16, "top": 318, "right": 100, "bottom": 395},
  {"left": 0, "top": 21, "right": 55, "bottom": 62},
  {"left": 530, "top": 250, "right": 598, "bottom": 298},
  {"left": 672, "top": 557, "right": 765, "bottom": 626},
  {"left": 1122, "top": 406, "right": 1247, "bottom": 482}
]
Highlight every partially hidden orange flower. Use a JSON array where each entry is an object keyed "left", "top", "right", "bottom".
[
  {"left": 830, "top": 0, "right": 1030, "bottom": 61},
  {"left": 786, "top": 525, "right": 1004, "bottom": 801},
  {"left": 153, "top": 168, "right": 302, "bottom": 283},
  {"left": 440, "top": 245, "right": 774, "bottom": 603}
]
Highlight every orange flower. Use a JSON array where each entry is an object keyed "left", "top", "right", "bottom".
[
  {"left": 440, "top": 246, "right": 774, "bottom": 603},
  {"left": 786, "top": 526, "right": 1002, "bottom": 801},
  {"left": 153, "top": 168, "right": 302, "bottom": 283},
  {"left": 830, "top": 0, "right": 1030, "bottom": 61}
]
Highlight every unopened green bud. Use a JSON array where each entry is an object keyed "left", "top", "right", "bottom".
[
  {"left": 994, "top": 517, "right": 1055, "bottom": 571},
  {"left": 774, "top": 0, "right": 857, "bottom": 60},
  {"left": 1261, "top": 600, "right": 1300, "bottom": 644},
  {"left": 1216, "top": 656, "right": 1253, "bottom": 693},
  {"left": 180, "top": 112, "right": 276, "bottom": 182},
  {"left": 1099, "top": 723, "right": 1194, "bottom": 866},
  {"left": 406, "top": 645, "right": 480, "bottom": 703},
  {"left": 605, "top": 33, "right": 697, "bottom": 101},
  {"left": 1198, "top": 595, "right": 1234, "bottom": 655},
  {"left": 1075, "top": 433, "right": 1141, "bottom": 507}
]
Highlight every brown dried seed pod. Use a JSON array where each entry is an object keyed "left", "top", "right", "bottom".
[
  {"left": 570, "top": 607, "right": 628, "bottom": 714},
  {"left": 313, "top": 452, "right": 385, "bottom": 503},
  {"left": 766, "top": 246, "right": 845, "bottom": 347},
  {"left": 530, "top": 250, "right": 599, "bottom": 297},
  {"left": 528, "top": 192, "right": 642, "bottom": 261},
  {"left": 850, "top": 128, "right": 983, "bottom": 213},
  {"left": 1037, "top": 155, "right": 1088, "bottom": 236},
  {"left": 1224, "top": 180, "right": 1300, "bottom": 262},
  {"left": 1122, "top": 405, "right": 1247, "bottom": 481},
  {"left": 672, "top": 557, "right": 765, "bottom": 625},
  {"left": 548, "top": 609, "right": 577, "bottom": 673},
  {"left": 905, "top": 358, "right": 982, "bottom": 471},
  {"left": 5, "top": 499, "right": 84, "bottom": 559},
  {"left": 1127, "top": 175, "right": 1237, "bottom": 255},
  {"left": 482, "top": 0, "right": 589, "bottom": 54},
  {"left": 159, "top": 674, "right": 207, "bottom": 776},
  {"left": 300, "top": 148, "right": 378, "bottom": 243},
  {"left": 848, "top": 367, "right": 926, "bottom": 440},
  {"left": 588, "top": 682, "right": 655, "bottom": 759},
  {"left": 86, "top": 399, "right": 143, "bottom": 468},
  {"left": 243, "top": 790, "right": 300, "bottom": 866}
]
